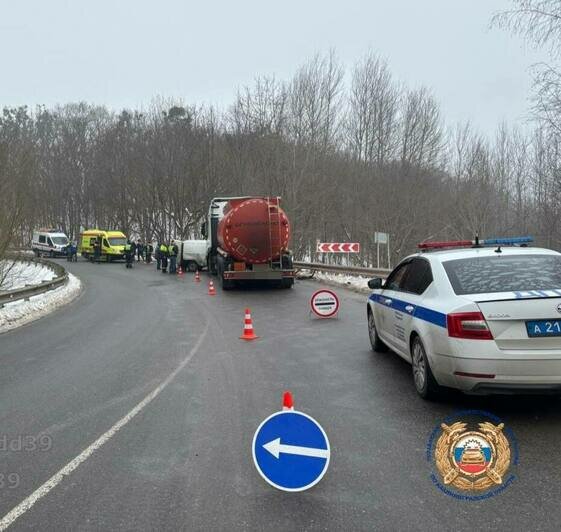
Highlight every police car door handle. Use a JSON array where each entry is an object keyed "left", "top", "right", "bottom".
[
  {"left": 405, "top": 305, "right": 414, "bottom": 313},
  {"left": 384, "top": 298, "right": 393, "bottom": 305}
]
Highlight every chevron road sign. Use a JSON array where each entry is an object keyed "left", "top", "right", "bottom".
[{"left": 316, "top": 242, "right": 360, "bottom": 253}]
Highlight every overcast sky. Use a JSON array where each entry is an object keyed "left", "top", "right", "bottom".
[{"left": 0, "top": 0, "right": 549, "bottom": 135}]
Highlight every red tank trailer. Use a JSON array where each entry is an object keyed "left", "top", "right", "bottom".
[
  {"left": 204, "top": 196, "right": 295, "bottom": 290},
  {"left": 217, "top": 197, "right": 291, "bottom": 264}
]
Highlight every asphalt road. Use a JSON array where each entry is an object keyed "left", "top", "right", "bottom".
[{"left": 1, "top": 259, "right": 561, "bottom": 531}]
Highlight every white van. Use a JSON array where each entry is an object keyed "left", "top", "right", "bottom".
[
  {"left": 174, "top": 239, "right": 208, "bottom": 271},
  {"left": 32, "top": 229, "right": 69, "bottom": 257}
]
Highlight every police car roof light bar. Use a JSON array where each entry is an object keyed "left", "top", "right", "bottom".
[
  {"left": 418, "top": 236, "right": 533, "bottom": 251},
  {"left": 480, "top": 236, "right": 533, "bottom": 246},
  {"left": 417, "top": 240, "right": 472, "bottom": 250}
]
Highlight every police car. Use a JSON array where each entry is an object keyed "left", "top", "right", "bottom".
[{"left": 367, "top": 237, "right": 561, "bottom": 398}]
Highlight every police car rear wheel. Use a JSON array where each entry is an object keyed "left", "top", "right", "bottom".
[
  {"left": 368, "top": 310, "right": 388, "bottom": 352},
  {"left": 411, "top": 336, "right": 439, "bottom": 399}
]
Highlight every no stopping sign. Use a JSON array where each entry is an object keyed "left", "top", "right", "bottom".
[{"left": 310, "top": 289, "right": 339, "bottom": 318}]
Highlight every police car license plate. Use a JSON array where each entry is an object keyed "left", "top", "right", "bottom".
[{"left": 526, "top": 320, "right": 561, "bottom": 337}]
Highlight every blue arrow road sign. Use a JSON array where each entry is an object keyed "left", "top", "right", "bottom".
[{"left": 252, "top": 410, "right": 330, "bottom": 492}]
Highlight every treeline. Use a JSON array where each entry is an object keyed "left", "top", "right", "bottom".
[{"left": 1, "top": 50, "right": 560, "bottom": 267}]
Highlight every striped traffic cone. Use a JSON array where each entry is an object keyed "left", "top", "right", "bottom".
[
  {"left": 177, "top": 265, "right": 184, "bottom": 276},
  {"left": 240, "top": 308, "right": 259, "bottom": 341},
  {"left": 208, "top": 280, "right": 216, "bottom": 296},
  {"left": 195, "top": 270, "right": 201, "bottom": 282}
]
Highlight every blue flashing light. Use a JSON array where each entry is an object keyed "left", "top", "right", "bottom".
[{"left": 481, "top": 237, "right": 533, "bottom": 246}]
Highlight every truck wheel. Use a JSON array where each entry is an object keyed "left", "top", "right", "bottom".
[
  {"left": 186, "top": 261, "right": 198, "bottom": 273},
  {"left": 207, "top": 255, "right": 217, "bottom": 275},
  {"left": 217, "top": 256, "right": 235, "bottom": 290},
  {"left": 281, "top": 278, "right": 294, "bottom": 289}
]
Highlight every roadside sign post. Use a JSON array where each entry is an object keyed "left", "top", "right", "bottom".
[
  {"left": 252, "top": 402, "right": 330, "bottom": 492},
  {"left": 374, "top": 232, "right": 390, "bottom": 269},
  {"left": 310, "top": 289, "right": 340, "bottom": 319}
]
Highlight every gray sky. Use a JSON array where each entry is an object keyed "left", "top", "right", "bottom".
[{"left": 0, "top": 0, "right": 549, "bottom": 135}]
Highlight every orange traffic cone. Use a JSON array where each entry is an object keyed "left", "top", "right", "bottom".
[
  {"left": 195, "top": 270, "right": 201, "bottom": 282},
  {"left": 177, "top": 265, "right": 184, "bottom": 276},
  {"left": 208, "top": 280, "right": 216, "bottom": 296},
  {"left": 240, "top": 308, "right": 259, "bottom": 340}
]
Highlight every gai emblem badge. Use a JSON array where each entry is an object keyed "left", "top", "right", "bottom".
[{"left": 427, "top": 410, "right": 518, "bottom": 500}]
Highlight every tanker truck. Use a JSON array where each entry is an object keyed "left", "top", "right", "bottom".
[{"left": 201, "top": 196, "right": 295, "bottom": 289}]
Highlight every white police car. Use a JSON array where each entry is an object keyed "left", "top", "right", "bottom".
[{"left": 367, "top": 237, "right": 561, "bottom": 398}]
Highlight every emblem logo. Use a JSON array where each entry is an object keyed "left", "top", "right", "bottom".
[
  {"left": 435, "top": 422, "right": 510, "bottom": 491},
  {"left": 556, "top": 303, "right": 561, "bottom": 314},
  {"left": 427, "top": 410, "right": 518, "bottom": 500}
]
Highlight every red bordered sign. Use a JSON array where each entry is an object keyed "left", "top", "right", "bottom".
[{"left": 310, "top": 289, "right": 340, "bottom": 318}]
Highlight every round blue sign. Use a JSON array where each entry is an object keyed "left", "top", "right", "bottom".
[{"left": 252, "top": 410, "right": 330, "bottom": 492}]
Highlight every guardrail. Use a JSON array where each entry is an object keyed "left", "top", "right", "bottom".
[
  {"left": 293, "top": 261, "right": 391, "bottom": 278},
  {"left": 0, "top": 256, "right": 68, "bottom": 308}
]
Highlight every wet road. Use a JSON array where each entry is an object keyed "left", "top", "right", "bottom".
[{"left": 0, "top": 259, "right": 560, "bottom": 531}]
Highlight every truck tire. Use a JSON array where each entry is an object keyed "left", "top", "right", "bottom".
[
  {"left": 281, "top": 277, "right": 294, "bottom": 289},
  {"left": 207, "top": 254, "right": 218, "bottom": 275},
  {"left": 186, "top": 261, "right": 198, "bottom": 273},
  {"left": 217, "top": 256, "right": 235, "bottom": 290}
]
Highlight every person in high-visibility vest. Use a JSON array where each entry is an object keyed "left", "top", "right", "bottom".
[
  {"left": 169, "top": 242, "right": 178, "bottom": 273},
  {"left": 160, "top": 242, "right": 169, "bottom": 273},
  {"left": 124, "top": 241, "right": 134, "bottom": 269}
]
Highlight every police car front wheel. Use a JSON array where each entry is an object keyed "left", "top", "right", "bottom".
[
  {"left": 411, "top": 336, "right": 440, "bottom": 399},
  {"left": 368, "top": 310, "right": 388, "bottom": 352}
]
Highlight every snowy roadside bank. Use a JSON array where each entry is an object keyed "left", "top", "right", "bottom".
[
  {"left": 0, "top": 261, "right": 82, "bottom": 334},
  {"left": 0, "top": 259, "right": 57, "bottom": 290},
  {"left": 305, "top": 271, "right": 373, "bottom": 294}
]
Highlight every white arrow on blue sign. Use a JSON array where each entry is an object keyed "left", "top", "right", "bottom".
[{"left": 252, "top": 410, "right": 330, "bottom": 492}]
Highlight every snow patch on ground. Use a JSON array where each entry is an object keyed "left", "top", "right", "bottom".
[
  {"left": 310, "top": 271, "right": 372, "bottom": 294},
  {"left": 0, "top": 273, "right": 82, "bottom": 333},
  {"left": 0, "top": 260, "right": 56, "bottom": 291}
]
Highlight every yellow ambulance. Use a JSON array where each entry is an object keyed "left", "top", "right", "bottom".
[{"left": 79, "top": 230, "right": 127, "bottom": 262}]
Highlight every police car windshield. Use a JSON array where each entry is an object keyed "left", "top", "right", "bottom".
[
  {"left": 443, "top": 254, "right": 561, "bottom": 295},
  {"left": 51, "top": 236, "right": 68, "bottom": 245},
  {"left": 108, "top": 237, "right": 126, "bottom": 246}
]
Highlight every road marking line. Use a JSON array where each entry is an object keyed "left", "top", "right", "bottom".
[{"left": 0, "top": 324, "right": 209, "bottom": 531}]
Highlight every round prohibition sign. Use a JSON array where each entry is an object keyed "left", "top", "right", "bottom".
[{"left": 310, "top": 289, "right": 340, "bottom": 318}]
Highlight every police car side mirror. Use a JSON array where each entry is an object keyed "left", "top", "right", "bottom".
[{"left": 368, "top": 278, "right": 383, "bottom": 289}]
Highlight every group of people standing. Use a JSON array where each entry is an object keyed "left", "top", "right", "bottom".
[
  {"left": 60, "top": 237, "right": 182, "bottom": 272},
  {"left": 124, "top": 240, "right": 154, "bottom": 268},
  {"left": 154, "top": 241, "right": 179, "bottom": 273},
  {"left": 65, "top": 241, "right": 78, "bottom": 261}
]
